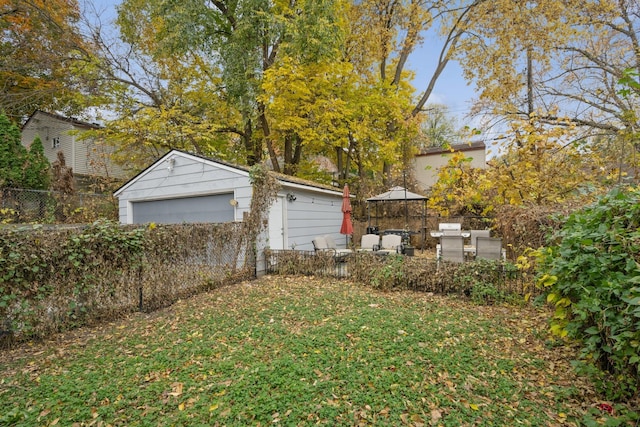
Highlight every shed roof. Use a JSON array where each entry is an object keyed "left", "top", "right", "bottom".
[{"left": 114, "top": 149, "right": 344, "bottom": 197}]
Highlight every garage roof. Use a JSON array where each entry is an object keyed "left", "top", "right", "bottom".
[{"left": 114, "top": 149, "right": 344, "bottom": 197}]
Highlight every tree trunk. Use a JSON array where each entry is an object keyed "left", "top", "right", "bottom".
[
  {"left": 258, "top": 102, "right": 278, "bottom": 172},
  {"left": 242, "top": 117, "right": 257, "bottom": 166},
  {"left": 527, "top": 46, "right": 534, "bottom": 116},
  {"left": 283, "top": 133, "right": 302, "bottom": 176}
]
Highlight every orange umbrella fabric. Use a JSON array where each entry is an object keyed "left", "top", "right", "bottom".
[{"left": 340, "top": 184, "right": 353, "bottom": 235}]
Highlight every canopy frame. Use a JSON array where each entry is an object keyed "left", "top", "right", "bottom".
[{"left": 366, "top": 186, "right": 427, "bottom": 250}]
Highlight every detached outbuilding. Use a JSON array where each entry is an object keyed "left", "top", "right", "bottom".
[{"left": 114, "top": 150, "right": 348, "bottom": 258}]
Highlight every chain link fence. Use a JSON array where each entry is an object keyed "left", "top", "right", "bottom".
[
  {"left": 0, "top": 187, "right": 117, "bottom": 224},
  {"left": 1, "top": 222, "right": 256, "bottom": 342}
]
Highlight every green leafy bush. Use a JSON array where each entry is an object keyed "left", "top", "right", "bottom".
[
  {"left": 537, "top": 186, "right": 640, "bottom": 400},
  {"left": 469, "top": 281, "right": 523, "bottom": 305},
  {"left": 370, "top": 254, "right": 406, "bottom": 291}
]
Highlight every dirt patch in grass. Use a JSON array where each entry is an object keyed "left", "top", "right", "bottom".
[{"left": 0, "top": 276, "right": 637, "bottom": 426}]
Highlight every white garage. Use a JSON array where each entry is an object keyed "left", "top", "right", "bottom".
[{"left": 114, "top": 150, "right": 347, "bottom": 252}]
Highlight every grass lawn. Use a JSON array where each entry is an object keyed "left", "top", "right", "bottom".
[{"left": 0, "top": 276, "right": 635, "bottom": 426}]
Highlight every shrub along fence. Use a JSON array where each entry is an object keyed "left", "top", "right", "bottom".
[
  {"left": 264, "top": 250, "right": 538, "bottom": 303},
  {"left": 0, "top": 221, "right": 255, "bottom": 344}
]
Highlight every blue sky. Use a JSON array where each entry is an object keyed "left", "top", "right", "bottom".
[
  {"left": 410, "top": 53, "right": 476, "bottom": 122},
  {"left": 408, "top": 26, "right": 478, "bottom": 126}
]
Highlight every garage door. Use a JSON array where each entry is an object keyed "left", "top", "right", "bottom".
[{"left": 132, "top": 193, "right": 234, "bottom": 224}]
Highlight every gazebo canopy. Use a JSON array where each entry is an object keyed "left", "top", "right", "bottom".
[
  {"left": 366, "top": 186, "right": 428, "bottom": 249},
  {"left": 367, "top": 186, "right": 427, "bottom": 201}
]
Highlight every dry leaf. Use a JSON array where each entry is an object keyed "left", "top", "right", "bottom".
[{"left": 168, "top": 382, "right": 183, "bottom": 397}]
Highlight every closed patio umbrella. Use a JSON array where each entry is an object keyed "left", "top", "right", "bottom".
[{"left": 340, "top": 184, "right": 353, "bottom": 245}]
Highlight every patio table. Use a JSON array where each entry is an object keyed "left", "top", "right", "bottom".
[{"left": 383, "top": 229, "right": 419, "bottom": 246}]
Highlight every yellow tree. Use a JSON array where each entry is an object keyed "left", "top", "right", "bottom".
[
  {"left": 260, "top": 58, "right": 353, "bottom": 177},
  {"left": 428, "top": 114, "right": 604, "bottom": 217},
  {"left": 453, "top": 0, "right": 639, "bottom": 170},
  {"left": 424, "top": 0, "right": 638, "bottom": 216},
  {"left": 260, "top": 51, "right": 418, "bottom": 191},
  {"left": 351, "top": 0, "right": 427, "bottom": 179},
  {"left": 487, "top": 116, "right": 600, "bottom": 207},
  {"left": 427, "top": 150, "right": 491, "bottom": 217},
  {"left": 345, "top": 0, "right": 489, "bottom": 189}
]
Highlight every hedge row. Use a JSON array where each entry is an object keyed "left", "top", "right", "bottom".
[
  {"left": 0, "top": 221, "right": 255, "bottom": 343},
  {"left": 265, "top": 249, "right": 535, "bottom": 304}
]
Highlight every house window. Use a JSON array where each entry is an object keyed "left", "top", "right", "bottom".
[{"left": 51, "top": 137, "right": 60, "bottom": 149}]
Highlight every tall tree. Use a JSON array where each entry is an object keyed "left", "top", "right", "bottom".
[
  {"left": 93, "top": 0, "right": 349, "bottom": 173},
  {"left": 0, "top": 112, "right": 27, "bottom": 188},
  {"left": 455, "top": 0, "right": 639, "bottom": 151},
  {"left": 0, "top": 0, "right": 92, "bottom": 121},
  {"left": 345, "top": 0, "right": 487, "bottom": 187},
  {"left": 79, "top": 0, "right": 240, "bottom": 171}
]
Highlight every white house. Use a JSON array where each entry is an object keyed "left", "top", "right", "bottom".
[
  {"left": 114, "top": 150, "right": 349, "bottom": 256},
  {"left": 412, "top": 141, "right": 486, "bottom": 191},
  {"left": 20, "top": 110, "right": 125, "bottom": 181}
]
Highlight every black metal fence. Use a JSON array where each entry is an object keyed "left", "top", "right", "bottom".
[
  {"left": 264, "top": 249, "right": 350, "bottom": 277},
  {"left": 264, "top": 249, "right": 539, "bottom": 300}
]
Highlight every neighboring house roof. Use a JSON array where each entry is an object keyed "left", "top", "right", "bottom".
[
  {"left": 415, "top": 140, "right": 486, "bottom": 157},
  {"left": 21, "top": 110, "right": 102, "bottom": 131},
  {"left": 412, "top": 141, "right": 487, "bottom": 191},
  {"left": 311, "top": 155, "right": 338, "bottom": 173},
  {"left": 114, "top": 149, "right": 344, "bottom": 198}
]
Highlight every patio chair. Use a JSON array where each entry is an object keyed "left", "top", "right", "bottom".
[
  {"left": 439, "top": 235, "right": 465, "bottom": 263},
  {"left": 312, "top": 236, "right": 330, "bottom": 253},
  {"left": 377, "top": 234, "right": 403, "bottom": 254},
  {"left": 357, "top": 234, "right": 380, "bottom": 252},
  {"left": 475, "top": 237, "right": 503, "bottom": 260},
  {"left": 324, "top": 235, "right": 353, "bottom": 255},
  {"left": 470, "top": 229, "right": 491, "bottom": 247},
  {"left": 312, "top": 235, "right": 350, "bottom": 262}
]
